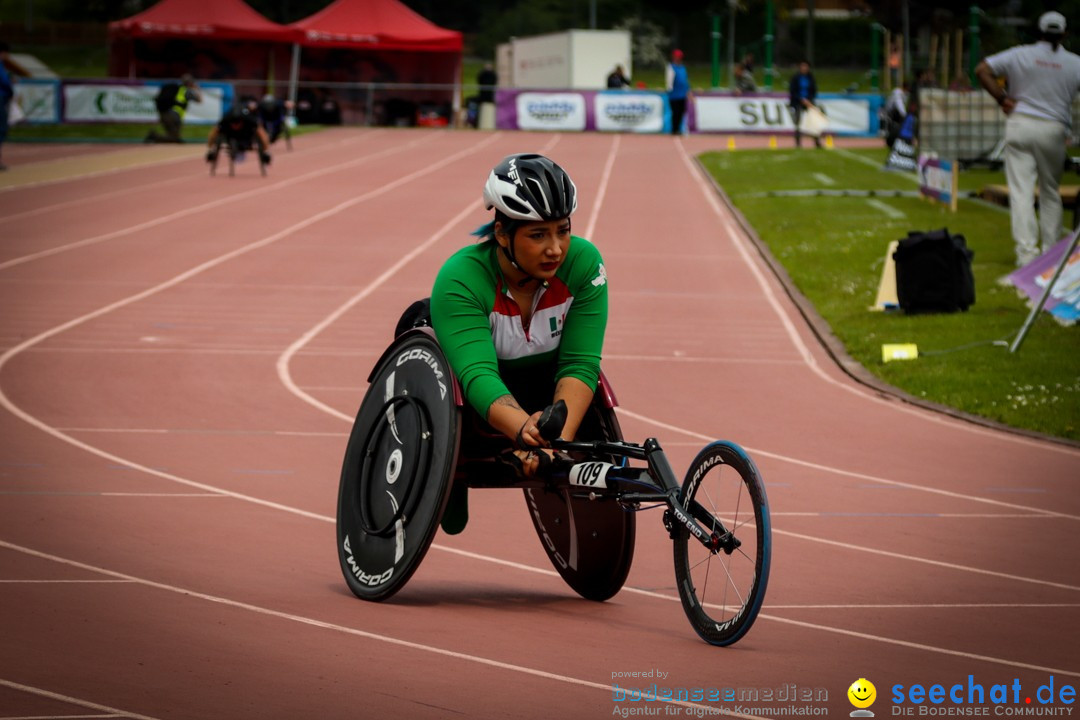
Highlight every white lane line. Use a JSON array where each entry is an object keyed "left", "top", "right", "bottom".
[
  {"left": 812, "top": 172, "right": 835, "bottom": 186},
  {"left": 54, "top": 427, "right": 347, "bottom": 438},
  {"left": 616, "top": 407, "right": 1079, "bottom": 520},
  {"left": 2, "top": 175, "right": 191, "bottom": 222},
  {"left": 0, "top": 679, "right": 161, "bottom": 720},
  {"left": 0, "top": 150, "right": 201, "bottom": 196},
  {"left": 14, "top": 348, "right": 371, "bottom": 357},
  {"left": 678, "top": 138, "right": 1080, "bottom": 458},
  {"left": 0, "top": 579, "right": 134, "bottom": 583},
  {"left": 0, "top": 716, "right": 123, "bottom": 719},
  {"left": 774, "top": 526, "right": 1080, "bottom": 591},
  {"left": 762, "top": 602, "right": 1080, "bottom": 609},
  {"left": 605, "top": 354, "right": 803, "bottom": 365},
  {"left": 434, "top": 546, "right": 1080, "bottom": 678},
  {"left": 866, "top": 198, "right": 906, "bottom": 219},
  {"left": 275, "top": 196, "right": 483, "bottom": 422},
  {"left": 0, "top": 130, "right": 431, "bottom": 271},
  {"left": 1, "top": 132, "right": 374, "bottom": 224},
  {"left": 0, "top": 136, "right": 505, "bottom": 524},
  {"left": 834, "top": 147, "right": 919, "bottom": 180},
  {"left": 581, "top": 133, "right": 620, "bottom": 241},
  {"left": 0, "top": 493, "right": 226, "bottom": 498},
  {"left": 0, "top": 540, "right": 755, "bottom": 719},
  {"left": 765, "top": 512, "right": 1054, "bottom": 519}
]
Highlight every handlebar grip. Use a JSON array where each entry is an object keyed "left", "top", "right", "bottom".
[{"left": 537, "top": 399, "right": 567, "bottom": 442}]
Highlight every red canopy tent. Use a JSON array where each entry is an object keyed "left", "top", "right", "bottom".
[
  {"left": 288, "top": 0, "right": 463, "bottom": 125},
  {"left": 291, "top": 0, "right": 462, "bottom": 52},
  {"left": 108, "top": 0, "right": 464, "bottom": 126},
  {"left": 108, "top": 0, "right": 299, "bottom": 81}
]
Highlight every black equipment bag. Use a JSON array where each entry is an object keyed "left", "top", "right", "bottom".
[{"left": 892, "top": 228, "right": 975, "bottom": 313}]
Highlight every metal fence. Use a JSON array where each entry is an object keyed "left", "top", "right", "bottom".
[
  {"left": 919, "top": 88, "right": 1080, "bottom": 167},
  {"left": 231, "top": 79, "right": 469, "bottom": 127}
]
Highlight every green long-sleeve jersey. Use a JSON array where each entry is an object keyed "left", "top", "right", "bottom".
[{"left": 430, "top": 237, "right": 608, "bottom": 417}]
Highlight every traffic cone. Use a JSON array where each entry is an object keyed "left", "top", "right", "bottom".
[
  {"left": 727, "top": 136, "right": 737, "bottom": 150},
  {"left": 768, "top": 135, "right": 777, "bottom": 149},
  {"left": 825, "top": 134, "right": 834, "bottom": 148}
]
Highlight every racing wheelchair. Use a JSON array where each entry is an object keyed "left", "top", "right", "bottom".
[
  {"left": 208, "top": 136, "right": 268, "bottom": 178},
  {"left": 336, "top": 323, "right": 771, "bottom": 646}
]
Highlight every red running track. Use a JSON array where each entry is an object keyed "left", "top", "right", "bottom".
[{"left": 0, "top": 129, "right": 1077, "bottom": 720}]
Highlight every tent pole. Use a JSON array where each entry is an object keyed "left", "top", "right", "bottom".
[
  {"left": 452, "top": 53, "right": 463, "bottom": 128},
  {"left": 288, "top": 42, "right": 301, "bottom": 110}
]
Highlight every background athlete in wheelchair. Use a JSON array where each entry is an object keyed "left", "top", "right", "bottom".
[
  {"left": 337, "top": 154, "right": 771, "bottom": 646},
  {"left": 256, "top": 94, "right": 292, "bottom": 151},
  {"left": 206, "top": 103, "right": 272, "bottom": 177}
]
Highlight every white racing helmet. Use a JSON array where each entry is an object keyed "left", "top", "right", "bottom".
[{"left": 482, "top": 153, "right": 578, "bottom": 222}]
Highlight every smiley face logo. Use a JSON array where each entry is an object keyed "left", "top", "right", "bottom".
[{"left": 848, "top": 678, "right": 877, "bottom": 709}]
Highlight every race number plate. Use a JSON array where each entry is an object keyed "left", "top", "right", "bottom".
[{"left": 569, "top": 461, "right": 613, "bottom": 489}]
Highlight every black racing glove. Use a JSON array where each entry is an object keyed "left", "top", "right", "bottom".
[
  {"left": 205, "top": 149, "right": 218, "bottom": 162},
  {"left": 259, "top": 151, "right": 272, "bottom": 166}
]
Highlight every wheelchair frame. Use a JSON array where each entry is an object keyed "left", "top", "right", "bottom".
[{"left": 336, "top": 328, "right": 771, "bottom": 646}]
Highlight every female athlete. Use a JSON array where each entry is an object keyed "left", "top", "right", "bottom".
[{"left": 429, "top": 153, "right": 609, "bottom": 532}]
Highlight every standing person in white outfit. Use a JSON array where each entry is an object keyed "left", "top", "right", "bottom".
[{"left": 975, "top": 11, "right": 1080, "bottom": 267}]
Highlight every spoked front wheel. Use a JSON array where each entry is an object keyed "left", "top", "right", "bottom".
[{"left": 672, "top": 441, "right": 770, "bottom": 646}]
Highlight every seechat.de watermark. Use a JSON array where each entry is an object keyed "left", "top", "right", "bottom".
[
  {"left": 890, "top": 676, "right": 1075, "bottom": 716},
  {"left": 846, "top": 675, "right": 1075, "bottom": 718}
]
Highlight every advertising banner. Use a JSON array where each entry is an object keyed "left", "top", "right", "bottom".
[
  {"left": 917, "top": 154, "right": 959, "bottom": 211},
  {"left": 693, "top": 94, "right": 875, "bottom": 135},
  {"left": 12, "top": 79, "right": 61, "bottom": 123},
  {"left": 62, "top": 82, "right": 231, "bottom": 124},
  {"left": 496, "top": 89, "right": 877, "bottom": 136},
  {"left": 1006, "top": 234, "right": 1080, "bottom": 324},
  {"left": 511, "top": 92, "right": 587, "bottom": 131},
  {"left": 594, "top": 92, "right": 665, "bottom": 133}
]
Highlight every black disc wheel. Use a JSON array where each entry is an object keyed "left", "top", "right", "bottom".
[{"left": 336, "top": 331, "right": 460, "bottom": 601}]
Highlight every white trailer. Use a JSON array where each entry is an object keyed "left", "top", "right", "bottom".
[{"left": 506, "top": 30, "right": 632, "bottom": 90}]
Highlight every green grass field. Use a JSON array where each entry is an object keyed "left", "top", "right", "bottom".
[{"left": 700, "top": 147, "right": 1079, "bottom": 442}]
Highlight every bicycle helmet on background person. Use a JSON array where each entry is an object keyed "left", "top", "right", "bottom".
[{"left": 479, "top": 153, "right": 578, "bottom": 276}]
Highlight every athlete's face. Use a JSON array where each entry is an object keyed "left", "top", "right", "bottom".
[{"left": 498, "top": 218, "right": 571, "bottom": 282}]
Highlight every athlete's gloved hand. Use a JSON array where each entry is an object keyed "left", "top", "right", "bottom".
[
  {"left": 205, "top": 150, "right": 218, "bottom": 162},
  {"left": 259, "top": 151, "right": 272, "bottom": 166},
  {"left": 536, "top": 400, "right": 567, "bottom": 442},
  {"left": 515, "top": 399, "right": 568, "bottom": 450}
]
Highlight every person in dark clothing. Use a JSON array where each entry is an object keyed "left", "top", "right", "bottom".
[
  {"left": 1, "top": 41, "right": 31, "bottom": 170},
  {"left": 146, "top": 73, "right": 202, "bottom": 143},
  {"left": 206, "top": 105, "right": 271, "bottom": 166},
  {"left": 606, "top": 65, "right": 631, "bottom": 89},
  {"left": 477, "top": 63, "right": 498, "bottom": 104},
  {"left": 788, "top": 61, "right": 821, "bottom": 148},
  {"left": 256, "top": 94, "right": 290, "bottom": 145}
]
